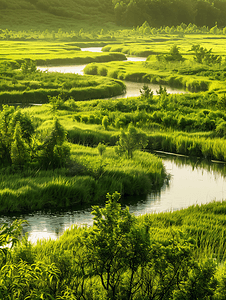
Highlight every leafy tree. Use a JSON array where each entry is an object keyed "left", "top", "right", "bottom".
[
  {"left": 102, "top": 115, "right": 109, "bottom": 130},
  {"left": 190, "top": 44, "right": 222, "bottom": 65},
  {"left": 0, "top": 105, "right": 15, "bottom": 165},
  {"left": 38, "top": 118, "right": 70, "bottom": 169},
  {"left": 82, "top": 192, "right": 150, "bottom": 300},
  {"left": 166, "top": 45, "right": 185, "bottom": 61},
  {"left": 48, "top": 94, "right": 65, "bottom": 115},
  {"left": 21, "top": 59, "right": 36, "bottom": 75},
  {"left": 115, "top": 123, "right": 148, "bottom": 158},
  {"left": 81, "top": 192, "right": 198, "bottom": 300},
  {"left": 11, "top": 122, "right": 30, "bottom": 167},
  {"left": 156, "top": 85, "right": 168, "bottom": 95},
  {"left": 97, "top": 142, "right": 106, "bottom": 156},
  {"left": 140, "top": 84, "right": 154, "bottom": 100},
  {"left": 157, "top": 45, "right": 184, "bottom": 62},
  {"left": 9, "top": 109, "right": 35, "bottom": 145},
  {"left": 0, "top": 106, "right": 35, "bottom": 167},
  {"left": 139, "top": 229, "right": 196, "bottom": 300},
  {"left": 173, "top": 259, "right": 217, "bottom": 300}
]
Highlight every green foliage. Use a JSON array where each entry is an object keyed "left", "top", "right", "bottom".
[
  {"left": 102, "top": 115, "right": 109, "bottom": 130},
  {"left": 82, "top": 192, "right": 141, "bottom": 299},
  {"left": 38, "top": 118, "right": 70, "bottom": 169},
  {"left": 3, "top": 194, "right": 226, "bottom": 299},
  {"left": 115, "top": 123, "right": 148, "bottom": 158},
  {"left": 173, "top": 259, "right": 217, "bottom": 300},
  {"left": 20, "top": 59, "right": 36, "bottom": 75},
  {"left": 157, "top": 45, "right": 185, "bottom": 62},
  {"left": 191, "top": 44, "right": 222, "bottom": 65},
  {"left": 10, "top": 122, "right": 30, "bottom": 167},
  {"left": 48, "top": 94, "right": 65, "bottom": 114},
  {"left": 82, "top": 192, "right": 195, "bottom": 300},
  {"left": 140, "top": 84, "right": 153, "bottom": 100},
  {"left": 0, "top": 220, "right": 25, "bottom": 264},
  {"left": 0, "top": 106, "right": 34, "bottom": 167},
  {"left": 97, "top": 142, "right": 106, "bottom": 156}
]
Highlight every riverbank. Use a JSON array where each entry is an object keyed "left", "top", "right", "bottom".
[
  {"left": 0, "top": 40, "right": 126, "bottom": 65},
  {"left": 0, "top": 144, "right": 166, "bottom": 214},
  {"left": 84, "top": 60, "right": 226, "bottom": 93},
  {"left": 0, "top": 72, "right": 126, "bottom": 105},
  {"left": 2, "top": 193, "right": 226, "bottom": 299}
]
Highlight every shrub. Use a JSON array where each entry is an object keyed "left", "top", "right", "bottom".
[{"left": 115, "top": 124, "right": 148, "bottom": 159}]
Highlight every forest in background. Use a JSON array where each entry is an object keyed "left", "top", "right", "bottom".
[{"left": 2, "top": 0, "right": 226, "bottom": 31}]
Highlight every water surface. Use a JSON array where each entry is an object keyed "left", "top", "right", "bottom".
[{"left": 1, "top": 154, "right": 225, "bottom": 244}]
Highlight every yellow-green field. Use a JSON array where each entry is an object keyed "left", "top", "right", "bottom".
[{"left": 0, "top": 40, "right": 126, "bottom": 65}]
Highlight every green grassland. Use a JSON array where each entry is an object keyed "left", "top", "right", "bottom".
[
  {"left": 0, "top": 40, "right": 126, "bottom": 65},
  {"left": 84, "top": 60, "right": 214, "bottom": 92},
  {"left": 102, "top": 35, "right": 226, "bottom": 57},
  {"left": 0, "top": 142, "right": 166, "bottom": 214},
  {"left": 0, "top": 72, "right": 126, "bottom": 104}
]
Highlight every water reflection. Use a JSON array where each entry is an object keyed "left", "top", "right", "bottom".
[
  {"left": 37, "top": 64, "right": 86, "bottom": 75},
  {"left": 81, "top": 47, "right": 103, "bottom": 52},
  {"left": 112, "top": 81, "right": 186, "bottom": 99},
  {"left": 127, "top": 154, "right": 226, "bottom": 216},
  {"left": 0, "top": 154, "right": 225, "bottom": 244}
]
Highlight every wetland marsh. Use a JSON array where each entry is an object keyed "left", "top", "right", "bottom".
[{"left": 1, "top": 20, "right": 226, "bottom": 298}]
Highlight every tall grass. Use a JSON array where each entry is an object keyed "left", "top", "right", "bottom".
[
  {"left": 139, "top": 200, "right": 226, "bottom": 262},
  {"left": 0, "top": 145, "right": 166, "bottom": 213}
]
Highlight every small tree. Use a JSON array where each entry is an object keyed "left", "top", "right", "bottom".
[
  {"left": 157, "top": 45, "right": 184, "bottom": 62},
  {"left": 97, "top": 142, "right": 106, "bottom": 156},
  {"left": 48, "top": 95, "right": 64, "bottom": 115},
  {"left": 115, "top": 123, "right": 148, "bottom": 158},
  {"left": 140, "top": 84, "right": 154, "bottom": 100},
  {"left": 11, "top": 122, "right": 30, "bottom": 167},
  {"left": 102, "top": 116, "right": 109, "bottom": 130},
  {"left": 190, "top": 44, "right": 222, "bottom": 65},
  {"left": 165, "top": 45, "right": 185, "bottom": 62},
  {"left": 156, "top": 85, "right": 168, "bottom": 95},
  {"left": 38, "top": 118, "right": 70, "bottom": 169},
  {"left": 82, "top": 192, "right": 150, "bottom": 300},
  {"left": 21, "top": 59, "right": 36, "bottom": 75}
]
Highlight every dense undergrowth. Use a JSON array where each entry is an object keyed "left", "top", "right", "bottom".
[{"left": 1, "top": 193, "right": 226, "bottom": 299}]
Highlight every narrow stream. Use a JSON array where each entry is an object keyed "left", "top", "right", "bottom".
[
  {"left": 37, "top": 47, "right": 185, "bottom": 97},
  {"left": 1, "top": 154, "right": 225, "bottom": 244}
]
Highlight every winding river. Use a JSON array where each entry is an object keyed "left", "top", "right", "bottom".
[
  {"left": 1, "top": 154, "right": 225, "bottom": 243},
  {"left": 3, "top": 48, "right": 224, "bottom": 243},
  {"left": 37, "top": 47, "right": 185, "bottom": 98}
]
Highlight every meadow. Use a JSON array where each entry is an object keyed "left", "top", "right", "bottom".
[{"left": 0, "top": 40, "right": 126, "bottom": 65}]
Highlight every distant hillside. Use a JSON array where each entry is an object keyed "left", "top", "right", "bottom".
[
  {"left": 1, "top": 0, "right": 226, "bottom": 31},
  {"left": 113, "top": 0, "right": 226, "bottom": 28},
  {"left": 0, "top": 0, "right": 115, "bottom": 31}
]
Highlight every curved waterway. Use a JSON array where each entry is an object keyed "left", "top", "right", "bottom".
[
  {"left": 13, "top": 48, "right": 222, "bottom": 243},
  {"left": 1, "top": 154, "right": 225, "bottom": 244},
  {"left": 37, "top": 47, "right": 185, "bottom": 97}
]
